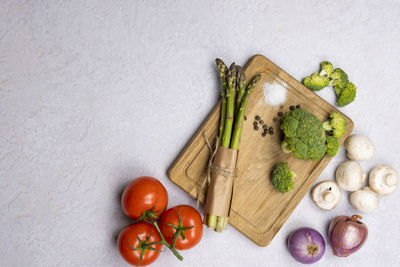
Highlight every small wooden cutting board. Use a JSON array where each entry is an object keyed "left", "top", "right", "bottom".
[{"left": 167, "top": 55, "right": 354, "bottom": 246}]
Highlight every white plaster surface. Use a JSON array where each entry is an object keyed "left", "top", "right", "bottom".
[{"left": 1, "top": 1, "right": 400, "bottom": 266}]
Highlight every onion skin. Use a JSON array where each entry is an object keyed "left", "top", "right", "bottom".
[
  {"left": 329, "top": 215, "right": 368, "bottom": 257},
  {"left": 288, "top": 227, "right": 325, "bottom": 264}
]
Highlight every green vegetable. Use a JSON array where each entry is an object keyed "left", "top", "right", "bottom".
[
  {"left": 280, "top": 108, "right": 327, "bottom": 161},
  {"left": 319, "top": 61, "right": 334, "bottom": 77},
  {"left": 216, "top": 59, "right": 228, "bottom": 145},
  {"left": 323, "top": 112, "right": 346, "bottom": 138},
  {"left": 326, "top": 136, "right": 340, "bottom": 156},
  {"left": 222, "top": 63, "right": 237, "bottom": 148},
  {"left": 207, "top": 59, "right": 261, "bottom": 233},
  {"left": 329, "top": 68, "right": 349, "bottom": 88},
  {"left": 271, "top": 162, "right": 296, "bottom": 193},
  {"left": 303, "top": 72, "right": 330, "bottom": 91},
  {"left": 302, "top": 61, "right": 333, "bottom": 91},
  {"left": 231, "top": 74, "right": 261, "bottom": 150},
  {"left": 336, "top": 82, "right": 357, "bottom": 107}
]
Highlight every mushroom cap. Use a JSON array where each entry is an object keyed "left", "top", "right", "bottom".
[
  {"left": 312, "top": 180, "right": 341, "bottom": 210},
  {"left": 369, "top": 165, "right": 398, "bottom": 196},
  {"left": 345, "top": 134, "right": 375, "bottom": 161},
  {"left": 335, "top": 160, "right": 366, "bottom": 191},
  {"left": 350, "top": 186, "right": 379, "bottom": 213}
]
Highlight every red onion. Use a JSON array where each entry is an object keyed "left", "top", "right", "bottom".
[
  {"left": 288, "top": 227, "right": 325, "bottom": 264},
  {"left": 328, "top": 215, "right": 368, "bottom": 257}
]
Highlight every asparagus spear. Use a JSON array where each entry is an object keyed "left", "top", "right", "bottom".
[
  {"left": 216, "top": 59, "right": 228, "bottom": 146},
  {"left": 231, "top": 74, "right": 261, "bottom": 149},
  {"left": 221, "top": 63, "right": 237, "bottom": 148},
  {"left": 235, "top": 65, "right": 246, "bottom": 113}
]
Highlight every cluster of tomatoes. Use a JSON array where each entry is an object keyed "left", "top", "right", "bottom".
[{"left": 117, "top": 176, "right": 203, "bottom": 266}]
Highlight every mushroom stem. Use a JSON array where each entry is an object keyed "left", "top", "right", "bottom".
[
  {"left": 322, "top": 191, "right": 334, "bottom": 203},
  {"left": 386, "top": 174, "right": 397, "bottom": 186}
]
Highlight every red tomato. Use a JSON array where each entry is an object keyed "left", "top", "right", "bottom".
[
  {"left": 160, "top": 205, "right": 203, "bottom": 250},
  {"left": 121, "top": 176, "right": 168, "bottom": 220},
  {"left": 117, "top": 222, "right": 162, "bottom": 266}
]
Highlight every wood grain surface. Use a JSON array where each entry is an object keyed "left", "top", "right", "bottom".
[{"left": 167, "top": 55, "right": 354, "bottom": 246}]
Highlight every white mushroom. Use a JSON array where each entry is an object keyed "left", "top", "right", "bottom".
[
  {"left": 335, "top": 160, "right": 366, "bottom": 191},
  {"left": 350, "top": 186, "right": 379, "bottom": 212},
  {"left": 312, "top": 181, "right": 341, "bottom": 210},
  {"left": 345, "top": 134, "right": 375, "bottom": 160},
  {"left": 369, "top": 165, "right": 398, "bottom": 196}
]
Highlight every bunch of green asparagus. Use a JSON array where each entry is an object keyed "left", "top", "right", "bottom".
[{"left": 205, "top": 59, "right": 261, "bottom": 232}]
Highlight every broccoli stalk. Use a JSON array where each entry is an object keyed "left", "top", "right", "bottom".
[
  {"left": 326, "top": 136, "right": 340, "bottom": 156},
  {"left": 322, "top": 112, "right": 347, "bottom": 138},
  {"left": 271, "top": 162, "right": 296, "bottom": 193}
]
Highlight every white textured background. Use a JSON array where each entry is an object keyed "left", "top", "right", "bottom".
[{"left": 1, "top": 1, "right": 400, "bottom": 266}]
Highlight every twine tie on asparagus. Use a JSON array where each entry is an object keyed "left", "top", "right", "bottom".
[{"left": 196, "top": 132, "right": 218, "bottom": 209}]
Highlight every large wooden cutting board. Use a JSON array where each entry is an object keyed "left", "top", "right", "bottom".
[{"left": 167, "top": 55, "right": 354, "bottom": 246}]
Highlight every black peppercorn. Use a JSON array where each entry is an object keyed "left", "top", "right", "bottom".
[
  {"left": 255, "top": 115, "right": 261, "bottom": 121},
  {"left": 290, "top": 106, "right": 295, "bottom": 110}
]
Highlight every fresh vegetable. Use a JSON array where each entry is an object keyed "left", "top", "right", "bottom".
[
  {"left": 120, "top": 177, "right": 183, "bottom": 262},
  {"left": 280, "top": 108, "right": 327, "bottom": 161},
  {"left": 160, "top": 205, "right": 203, "bottom": 250},
  {"left": 319, "top": 61, "right": 334, "bottom": 77},
  {"left": 311, "top": 180, "right": 341, "bottom": 210},
  {"left": 350, "top": 187, "right": 379, "bottom": 213},
  {"left": 288, "top": 227, "right": 325, "bottom": 264},
  {"left": 303, "top": 62, "right": 357, "bottom": 107},
  {"left": 326, "top": 136, "right": 340, "bottom": 157},
  {"left": 323, "top": 112, "right": 346, "bottom": 138},
  {"left": 118, "top": 222, "right": 162, "bottom": 266},
  {"left": 329, "top": 68, "right": 349, "bottom": 88},
  {"left": 271, "top": 162, "right": 296, "bottom": 193},
  {"left": 216, "top": 59, "right": 229, "bottom": 143},
  {"left": 335, "top": 82, "right": 356, "bottom": 107},
  {"left": 345, "top": 134, "right": 375, "bottom": 161},
  {"left": 335, "top": 160, "right": 366, "bottom": 191},
  {"left": 206, "top": 59, "right": 261, "bottom": 232},
  {"left": 369, "top": 165, "right": 398, "bottom": 195},
  {"left": 121, "top": 176, "right": 168, "bottom": 221},
  {"left": 302, "top": 61, "right": 334, "bottom": 91},
  {"left": 302, "top": 72, "right": 330, "bottom": 91},
  {"left": 328, "top": 215, "right": 368, "bottom": 257}
]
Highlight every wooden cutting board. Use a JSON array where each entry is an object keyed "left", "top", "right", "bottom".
[{"left": 167, "top": 55, "right": 354, "bottom": 246}]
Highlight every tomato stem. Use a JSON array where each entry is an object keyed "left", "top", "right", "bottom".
[{"left": 151, "top": 221, "right": 184, "bottom": 261}]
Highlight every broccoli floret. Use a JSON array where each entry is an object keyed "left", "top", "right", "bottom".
[
  {"left": 280, "top": 109, "right": 327, "bottom": 161},
  {"left": 271, "top": 162, "right": 296, "bottom": 193},
  {"left": 329, "top": 68, "right": 349, "bottom": 88},
  {"left": 303, "top": 72, "right": 330, "bottom": 91},
  {"left": 319, "top": 61, "right": 334, "bottom": 77},
  {"left": 323, "top": 112, "right": 347, "bottom": 138},
  {"left": 336, "top": 82, "right": 356, "bottom": 107},
  {"left": 326, "top": 136, "right": 340, "bottom": 157}
]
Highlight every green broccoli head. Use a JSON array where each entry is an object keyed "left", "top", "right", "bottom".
[
  {"left": 303, "top": 72, "right": 330, "bottom": 91},
  {"left": 326, "top": 136, "right": 340, "bottom": 157},
  {"left": 329, "top": 68, "right": 349, "bottom": 88},
  {"left": 280, "top": 108, "right": 327, "bottom": 161},
  {"left": 319, "top": 61, "right": 334, "bottom": 77},
  {"left": 323, "top": 112, "right": 347, "bottom": 138},
  {"left": 336, "top": 82, "right": 356, "bottom": 107},
  {"left": 271, "top": 162, "right": 296, "bottom": 193}
]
